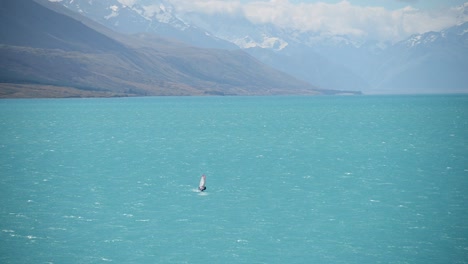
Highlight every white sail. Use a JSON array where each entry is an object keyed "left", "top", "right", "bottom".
[{"left": 198, "top": 174, "right": 206, "bottom": 191}]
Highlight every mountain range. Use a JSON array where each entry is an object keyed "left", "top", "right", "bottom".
[
  {"left": 1, "top": 0, "right": 352, "bottom": 98},
  {"left": 52, "top": 0, "right": 468, "bottom": 95},
  {"left": 1, "top": 0, "right": 466, "bottom": 97}
]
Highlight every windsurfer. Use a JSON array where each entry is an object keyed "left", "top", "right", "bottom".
[{"left": 198, "top": 174, "right": 207, "bottom": 192}]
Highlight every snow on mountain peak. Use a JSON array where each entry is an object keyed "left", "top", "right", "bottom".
[
  {"left": 117, "top": 0, "right": 136, "bottom": 8},
  {"left": 105, "top": 5, "right": 119, "bottom": 20},
  {"left": 404, "top": 32, "right": 442, "bottom": 48},
  {"left": 141, "top": 4, "right": 167, "bottom": 21},
  {"left": 407, "top": 35, "right": 422, "bottom": 47},
  {"left": 232, "top": 35, "right": 288, "bottom": 50}
]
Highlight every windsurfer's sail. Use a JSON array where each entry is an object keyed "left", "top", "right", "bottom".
[{"left": 198, "top": 174, "right": 206, "bottom": 191}]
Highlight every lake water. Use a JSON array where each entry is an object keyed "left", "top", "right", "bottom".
[{"left": 1, "top": 95, "right": 467, "bottom": 263}]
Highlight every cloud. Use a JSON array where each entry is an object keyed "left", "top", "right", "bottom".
[
  {"left": 169, "top": 0, "right": 467, "bottom": 42},
  {"left": 117, "top": 0, "right": 138, "bottom": 7},
  {"left": 170, "top": 0, "right": 242, "bottom": 15}
]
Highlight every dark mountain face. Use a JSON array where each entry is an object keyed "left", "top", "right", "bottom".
[{"left": 0, "top": 0, "right": 128, "bottom": 53}]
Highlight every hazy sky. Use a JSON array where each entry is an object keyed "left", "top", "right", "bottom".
[
  {"left": 166, "top": 0, "right": 468, "bottom": 42},
  {"left": 275, "top": 0, "right": 467, "bottom": 10}
]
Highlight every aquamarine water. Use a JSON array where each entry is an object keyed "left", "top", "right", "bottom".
[{"left": 1, "top": 95, "right": 467, "bottom": 263}]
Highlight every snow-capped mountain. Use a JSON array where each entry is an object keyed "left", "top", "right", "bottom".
[
  {"left": 371, "top": 22, "right": 468, "bottom": 94},
  {"left": 50, "top": 0, "right": 468, "bottom": 94},
  {"left": 400, "top": 22, "right": 468, "bottom": 49},
  {"left": 188, "top": 7, "right": 468, "bottom": 93},
  {"left": 181, "top": 11, "right": 290, "bottom": 51},
  {"left": 54, "top": 0, "right": 237, "bottom": 49}
]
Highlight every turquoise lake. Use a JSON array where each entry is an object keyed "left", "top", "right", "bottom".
[{"left": 1, "top": 95, "right": 467, "bottom": 263}]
